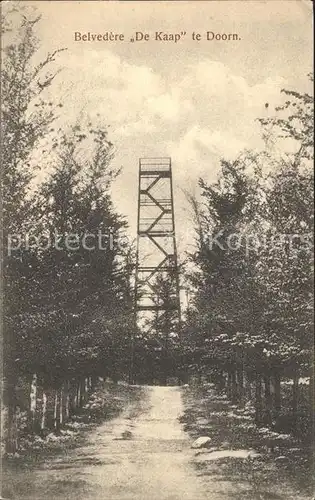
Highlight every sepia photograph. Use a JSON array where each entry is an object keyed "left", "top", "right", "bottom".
[{"left": 0, "top": 1, "right": 314, "bottom": 499}]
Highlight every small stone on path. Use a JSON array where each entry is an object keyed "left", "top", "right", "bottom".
[{"left": 191, "top": 436, "right": 212, "bottom": 449}]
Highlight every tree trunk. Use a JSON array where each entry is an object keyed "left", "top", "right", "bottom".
[
  {"left": 2, "top": 316, "right": 19, "bottom": 454},
  {"left": 245, "top": 372, "right": 252, "bottom": 400},
  {"left": 2, "top": 370, "right": 18, "bottom": 454},
  {"left": 73, "top": 381, "right": 78, "bottom": 409},
  {"left": 59, "top": 385, "right": 64, "bottom": 426},
  {"left": 54, "top": 389, "right": 59, "bottom": 431},
  {"left": 222, "top": 371, "right": 227, "bottom": 390},
  {"left": 309, "top": 368, "right": 314, "bottom": 420},
  {"left": 292, "top": 369, "right": 299, "bottom": 432},
  {"left": 231, "top": 370, "right": 238, "bottom": 403},
  {"left": 30, "top": 373, "right": 38, "bottom": 431},
  {"left": 80, "top": 378, "right": 86, "bottom": 405},
  {"left": 1, "top": 400, "right": 18, "bottom": 454},
  {"left": 274, "top": 371, "right": 281, "bottom": 418},
  {"left": 255, "top": 373, "right": 263, "bottom": 426},
  {"left": 77, "top": 381, "right": 81, "bottom": 408},
  {"left": 264, "top": 374, "right": 272, "bottom": 425},
  {"left": 85, "top": 377, "right": 89, "bottom": 398},
  {"left": 237, "top": 367, "right": 244, "bottom": 402},
  {"left": 41, "top": 391, "right": 47, "bottom": 431},
  {"left": 65, "top": 380, "right": 70, "bottom": 419},
  {"left": 227, "top": 371, "right": 232, "bottom": 399}
]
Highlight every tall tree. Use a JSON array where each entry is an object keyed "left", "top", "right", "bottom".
[
  {"left": 1, "top": 9, "right": 63, "bottom": 452},
  {"left": 185, "top": 76, "right": 313, "bottom": 429}
]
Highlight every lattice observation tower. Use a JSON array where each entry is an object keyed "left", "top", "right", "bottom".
[{"left": 134, "top": 158, "right": 181, "bottom": 325}]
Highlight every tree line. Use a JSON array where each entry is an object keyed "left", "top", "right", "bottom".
[
  {"left": 182, "top": 78, "right": 314, "bottom": 435},
  {"left": 1, "top": 10, "right": 135, "bottom": 453},
  {"left": 1, "top": 7, "right": 313, "bottom": 454}
]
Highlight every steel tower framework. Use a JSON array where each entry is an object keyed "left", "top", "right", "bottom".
[{"left": 134, "top": 158, "right": 181, "bottom": 324}]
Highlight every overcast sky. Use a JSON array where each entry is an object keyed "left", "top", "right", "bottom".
[{"left": 17, "top": 0, "right": 314, "bottom": 251}]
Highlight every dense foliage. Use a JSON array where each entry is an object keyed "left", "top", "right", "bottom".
[
  {"left": 1, "top": 11, "right": 135, "bottom": 451},
  {"left": 182, "top": 78, "right": 314, "bottom": 428},
  {"left": 1, "top": 7, "right": 313, "bottom": 453}
]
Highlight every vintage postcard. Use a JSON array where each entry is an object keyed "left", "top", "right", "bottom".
[{"left": 1, "top": 1, "right": 313, "bottom": 499}]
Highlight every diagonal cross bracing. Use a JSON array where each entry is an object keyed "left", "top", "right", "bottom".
[{"left": 135, "top": 158, "right": 181, "bottom": 317}]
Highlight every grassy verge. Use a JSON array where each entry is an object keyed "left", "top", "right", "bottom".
[
  {"left": 4, "top": 381, "right": 144, "bottom": 465},
  {"left": 181, "top": 383, "right": 313, "bottom": 500}
]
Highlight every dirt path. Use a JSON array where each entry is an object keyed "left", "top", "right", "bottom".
[
  {"left": 7, "top": 386, "right": 212, "bottom": 500},
  {"left": 6, "top": 385, "right": 311, "bottom": 500}
]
